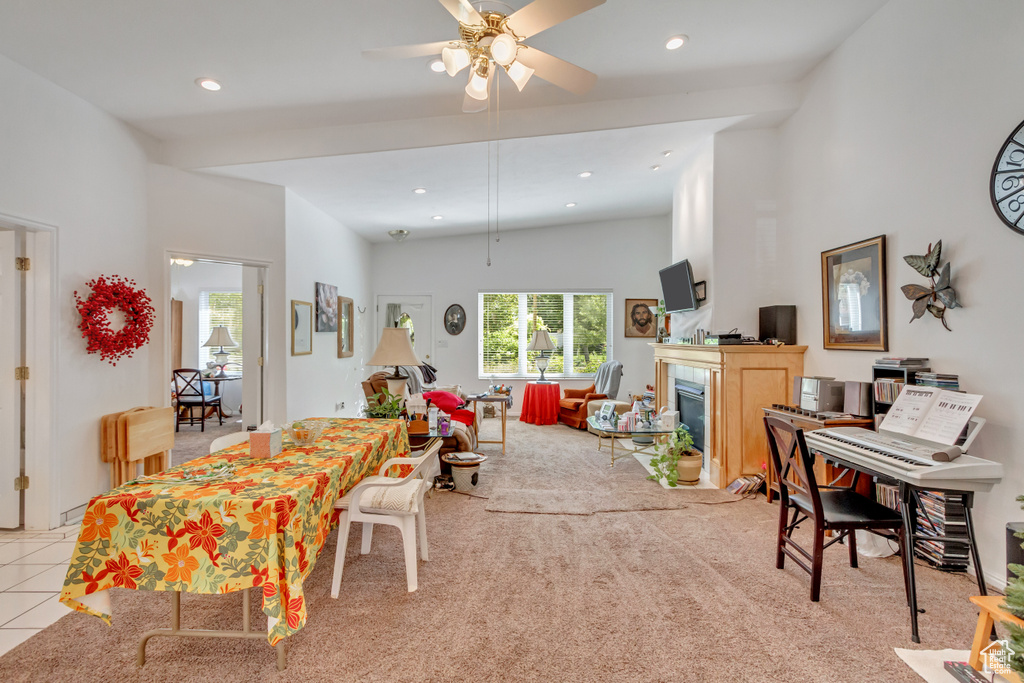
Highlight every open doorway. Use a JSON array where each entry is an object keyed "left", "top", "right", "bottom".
[{"left": 168, "top": 257, "right": 266, "bottom": 464}]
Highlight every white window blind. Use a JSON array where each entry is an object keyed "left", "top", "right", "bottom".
[
  {"left": 478, "top": 292, "right": 612, "bottom": 379},
  {"left": 198, "top": 291, "right": 243, "bottom": 368}
]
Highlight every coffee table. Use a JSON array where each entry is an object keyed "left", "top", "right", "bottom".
[{"left": 586, "top": 416, "right": 675, "bottom": 467}]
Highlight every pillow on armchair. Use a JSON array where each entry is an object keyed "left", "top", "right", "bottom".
[{"left": 422, "top": 391, "right": 475, "bottom": 428}]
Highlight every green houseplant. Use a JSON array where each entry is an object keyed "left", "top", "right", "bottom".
[
  {"left": 647, "top": 424, "right": 699, "bottom": 487},
  {"left": 363, "top": 388, "right": 403, "bottom": 419}
]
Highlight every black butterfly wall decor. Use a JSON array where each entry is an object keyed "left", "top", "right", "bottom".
[{"left": 901, "top": 240, "right": 961, "bottom": 331}]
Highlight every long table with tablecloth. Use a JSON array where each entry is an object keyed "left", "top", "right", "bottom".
[{"left": 60, "top": 418, "right": 409, "bottom": 656}]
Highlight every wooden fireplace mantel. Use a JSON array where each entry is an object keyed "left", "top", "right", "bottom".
[{"left": 651, "top": 343, "right": 807, "bottom": 489}]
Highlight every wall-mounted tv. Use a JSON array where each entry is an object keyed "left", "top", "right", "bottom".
[{"left": 659, "top": 259, "right": 702, "bottom": 313}]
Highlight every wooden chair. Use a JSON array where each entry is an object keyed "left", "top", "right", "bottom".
[
  {"left": 172, "top": 369, "right": 222, "bottom": 432},
  {"left": 331, "top": 439, "right": 441, "bottom": 596},
  {"left": 763, "top": 416, "right": 910, "bottom": 602}
]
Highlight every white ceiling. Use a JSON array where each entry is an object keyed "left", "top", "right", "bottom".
[{"left": 0, "top": 0, "right": 887, "bottom": 241}]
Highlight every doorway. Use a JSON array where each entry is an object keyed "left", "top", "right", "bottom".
[{"left": 376, "top": 294, "right": 433, "bottom": 366}]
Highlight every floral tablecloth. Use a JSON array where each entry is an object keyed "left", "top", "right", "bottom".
[{"left": 60, "top": 418, "right": 409, "bottom": 645}]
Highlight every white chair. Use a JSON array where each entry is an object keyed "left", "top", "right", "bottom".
[
  {"left": 209, "top": 431, "right": 251, "bottom": 454},
  {"left": 331, "top": 439, "right": 441, "bottom": 596}
]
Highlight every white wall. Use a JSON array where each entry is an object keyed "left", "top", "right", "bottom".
[
  {"left": 670, "top": 138, "right": 715, "bottom": 337},
  {"left": 285, "top": 191, "right": 373, "bottom": 421},
  {"left": 776, "top": 0, "right": 1024, "bottom": 587},
  {"left": 370, "top": 216, "right": 672, "bottom": 412},
  {"left": 0, "top": 53, "right": 154, "bottom": 526}
]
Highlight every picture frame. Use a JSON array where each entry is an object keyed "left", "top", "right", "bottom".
[
  {"left": 624, "top": 298, "right": 658, "bottom": 338},
  {"left": 821, "top": 235, "right": 888, "bottom": 351},
  {"left": 315, "top": 282, "right": 338, "bottom": 332},
  {"left": 291, "top": 300, "right": 313, "bottom": 356},
  {"left": 337, "top": 296, "right": 354, "bottom": 358}
]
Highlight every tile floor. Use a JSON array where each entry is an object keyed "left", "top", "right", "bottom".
[{"left": 0, "top": 525, "right": 80, "bottom": 657}]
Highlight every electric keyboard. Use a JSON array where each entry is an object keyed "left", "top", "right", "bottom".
[{"left": 804, "top": 427, "right": 1003, "bottom": 492}]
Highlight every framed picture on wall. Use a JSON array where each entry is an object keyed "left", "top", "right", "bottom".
[
  {"left": 337, "top": 296, "right": 354, "bottom": 358},
  {"left": 821, "top": 235, "right": 889, "bottom": 351},
  {"left": 291, "top": 300, "right": 313, "bottom": 356},
  {"left": 315, "top": 282, "right": 338, "bottom": 332},
  {"left": 624, "top": 298, "right": 658, "bottom": 338}
]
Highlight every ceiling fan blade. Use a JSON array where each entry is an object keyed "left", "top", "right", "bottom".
[
  {"left": 515, "top": 46, "right": 597, "bottom": 95},
  {"left": 506, "top": 0, "right": 606, "bottom": 39},
  {"left": 438, "top": 0, "right": 484, "bottom": 26},
  {"left": 362, "top": 40, "right": 454, "bottom": 61}
]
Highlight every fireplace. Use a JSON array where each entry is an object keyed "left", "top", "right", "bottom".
[{"left": 675, "top": 379, "right": 706, "bottom": 458}]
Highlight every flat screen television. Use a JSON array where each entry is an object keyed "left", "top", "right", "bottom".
[{"left": 659, "top": 259, "right": 700, "bottom": 312}]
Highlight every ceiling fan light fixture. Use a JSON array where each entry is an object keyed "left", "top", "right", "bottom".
[
  {"left": 388, "top": 229, "right": 410, "bottom": 242},
  {"left": 490, "top": 33, "right": 518, "bottom": 66},
  {"left": 504, "top": 60, "right": 534, "bottom": 91},
  {"left": 665, "top": 35, "right": 688, "bottom": 50},
  {"left": 466, "top": 66, "right": 491, "bottom": 101},
  {"left": 441, "top": 46, "right": 471, "bottom": 76}
]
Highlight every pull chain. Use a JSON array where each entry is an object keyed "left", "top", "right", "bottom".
[{"left": 495, "top": 76, "right": 500, "bottom": 244}]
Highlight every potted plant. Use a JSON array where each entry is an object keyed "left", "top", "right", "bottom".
[
  {"left": 363, "top": 388, "right": 403, "bottom": 419},
  {"left": 647, "top": 424, "right": 700, "bottom": 487}
]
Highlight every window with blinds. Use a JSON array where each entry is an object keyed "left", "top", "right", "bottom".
[
  {"left": 478, "top": 292, "right": 612, "bottom": 379},
  {"left": 199, "top": 291, "right": 243, "bottom": 368}
]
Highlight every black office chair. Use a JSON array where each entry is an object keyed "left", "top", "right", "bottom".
[
  {"left": 172, "top": 368, "right": 222, "bottom": 432},
  {"left": 763, "top": 416, "right": 910, "bottom": 602}
]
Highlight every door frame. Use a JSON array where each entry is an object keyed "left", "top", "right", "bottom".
[
  {"left": 0, "top": 212, "right": 58, "bottom": 531},
  {"left": 164, "top": 251, "right": 271, "bottom": 429},
  {"left": 375, "top": 293, "right": 434, "bottom": 365}
]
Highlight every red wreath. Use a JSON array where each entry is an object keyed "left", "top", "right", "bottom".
[{"left": 74, "top": 275, "right": 154, "bottom": 365}]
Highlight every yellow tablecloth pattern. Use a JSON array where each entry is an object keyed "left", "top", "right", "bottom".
[{"left": 60, "top": 418, "right": 409, "bottom": 645}]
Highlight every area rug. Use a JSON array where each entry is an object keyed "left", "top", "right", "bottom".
[{"left": 895, "top": 648, "right": 1013, "bottom": 682}]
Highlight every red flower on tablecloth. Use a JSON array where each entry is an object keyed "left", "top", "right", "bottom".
[
  {"left": 244, "top": 505, "right": 275, "bottom": 540},
  {"left": 80, "top": 502, "right": 118, "bottom": 542},
  {"left": 161, "top": 545, "right": 199, "bottom": 584},
  {"left": 285, "top": 594, "right": 304, "bottom": 630},
  {"left": 184, "top": 510, "right": 225, "bottom": 563},
  {"left": 104, "top": 552, "right": 143, "bottom": 589},
  {"left": 274, "top": 497, "right": 298, "bottom": 529},
  {"left": 296, "top": 539, "right": 309, "bottom": 575}
]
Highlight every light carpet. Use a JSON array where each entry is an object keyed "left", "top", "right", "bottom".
[{"left": 0, "top": 419, "right": 986, "bottom": 682}]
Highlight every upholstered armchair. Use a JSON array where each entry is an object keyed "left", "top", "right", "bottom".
[
  {"left": 557, "top": 360, "right": 624, "bottom": 429},
  {"left": 362, "top": 371, "right": 477, "bottom": 453}
]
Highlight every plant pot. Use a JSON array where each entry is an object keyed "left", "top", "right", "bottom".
[{"left": 675, "top": 452, "right": 702, "bottom": 486}]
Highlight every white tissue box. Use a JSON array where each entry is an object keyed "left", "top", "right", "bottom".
[{"left": 249, "top": 428, "right": 282, "bottom": 459}]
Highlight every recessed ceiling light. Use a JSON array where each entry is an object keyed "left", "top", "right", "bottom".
[
  {"left": 432, "top": 215, "right": 443, "bottom": 220},
  {"left": 195, "top": 78, "right": 221, "bottom": 91},
  {"left": 578, "top": 171, "right": 592, "bottom": 178},
  {"left": 665, "top": 35, "right": 688, "bottom": 50},
  {"left": 651, "top": 165, "right": 661, "bottom": 171},
  {"left": 428, "top": 58, "right": 446, "bottom": 73},
  {"left": 413, "top": 188, "right": 427, "bottom": 194},
  {"left": 662, "top": 150, "right": 673, "bottom": 157},
  {"left": 566, "top": 202, "right": 577, "bottom": 208}
]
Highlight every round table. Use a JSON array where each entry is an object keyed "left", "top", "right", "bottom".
[{"left": 519, "top": 381, "right": 560, "bottom": 425}]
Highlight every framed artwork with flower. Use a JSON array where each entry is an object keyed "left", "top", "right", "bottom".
[
  {"left": 821, "top": 235, "right": 888, "bottom": 351},
  {"left": 315, "top": 282, "right": 338, "bottom": 332}
]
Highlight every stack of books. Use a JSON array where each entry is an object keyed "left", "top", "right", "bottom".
[
  {"left": 875, "top": 357, "right": 930, "bottom": 368},
  {"left": 874, "top": 377, "right": 906, "bottom": 403},
  {"left": 915, "top": 491, "right": 969, "bottom": 572},
  {"left": 726, "top": 473, "right": 764, "bottom": 495},
  {"left": 875, "top": 482, "right": 901, "bottom": 511},
  {"left": 915, "top": 372, "right": 960, "bottom": 390}
]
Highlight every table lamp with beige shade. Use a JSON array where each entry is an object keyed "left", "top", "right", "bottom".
[
  {"left": 203, "top": 326, "right": 236, "bottom": 376},
  {"left": 527, "top": 329, "right": 556, "bottom": 383},
  {"left": 369, "top": 327, "right": 422, "bottom": 398}
]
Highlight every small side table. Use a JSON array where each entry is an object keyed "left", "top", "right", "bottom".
[
  {"left": 520, "top": 382, "right": 560, "bottom": 425},
  {"left": 470, "top": 393, "right": 512, "bottom": 454}
]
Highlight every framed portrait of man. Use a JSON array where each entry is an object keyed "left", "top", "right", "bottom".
[{"left": 625, "top": 298, "right": 658, "bottom": 338}]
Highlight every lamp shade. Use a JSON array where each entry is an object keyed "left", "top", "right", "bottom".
[
  {"left": 369, "top": 328, "right": 422, "bottom": 368},
  {"left": 505, "top": 60, "right": 534, "bottom": 91},
  {"left": 526, "top": 329, "right": 555, "bottom": 351},
  {"left": 203, "top": 325, "right": 236, "bottom": 348},
  {"left": 442, "top": 45, "right": 471, "bottom": 76}
]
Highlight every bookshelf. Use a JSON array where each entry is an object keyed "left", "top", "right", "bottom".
[{"left": 871, "top": 364, "right": 930, "bottom": 424}]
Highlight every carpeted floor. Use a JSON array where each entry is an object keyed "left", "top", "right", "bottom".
[{"left": 0, "top": 418, "right": 985, "bottom": 682}]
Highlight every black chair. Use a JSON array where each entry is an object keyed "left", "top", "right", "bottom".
[
  {"left": 763, "top": 416, "right": 910, "bottom": 602},
  {"left": 173, "top": 369, "right": 222, "bottom": 432}
]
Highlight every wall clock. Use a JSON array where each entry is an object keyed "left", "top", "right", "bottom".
[
  {"left": 444, "top": 304, "right": 466, "bottom": 335},
  {"left": 991, "top": 118, "right": 1024, "bottom": 235}
]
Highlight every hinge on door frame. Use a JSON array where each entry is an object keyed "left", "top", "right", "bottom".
[
  {"left": 14, "top": 366, "right": 28, "bottom": 380},
  {"left": 14, "top": 475, "right": 28, "bottom": 491},
  {"left": 257, "top": 284, "right": 264, "bottom": 295},
  {"left": 15, "top": 257, "right": 29, "bottom": 271},
  {"left": 257, "top": 357, "right": 264, "bottom": 367}
]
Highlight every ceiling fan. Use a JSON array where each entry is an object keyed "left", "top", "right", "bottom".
[{"left": 364, "top": 0, "right": 606, "bottom": 112}]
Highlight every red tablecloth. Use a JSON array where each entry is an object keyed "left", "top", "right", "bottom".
[{"left": 520, "top": 382, "right": 560, "bottom": 425}]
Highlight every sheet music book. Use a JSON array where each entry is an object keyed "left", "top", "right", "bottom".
[{"left": 880, "top": 386, "right": 982, "bottom": 446}]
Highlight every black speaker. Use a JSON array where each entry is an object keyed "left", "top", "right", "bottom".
[{"left": 759, "top": 305, "right": 797, "bottom": 345}]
